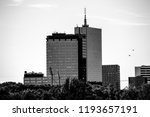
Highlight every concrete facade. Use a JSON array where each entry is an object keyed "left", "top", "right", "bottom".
[
  {"left": 24, "top": 71, "right": 47, "bottom": 85},
  {"left": 102, "top": 65, "right": 120, "bottom": 89},
  {"left": 74, "top": 26, "right": 102, "bottom": 82},
  {"left": 129, "top": 76, "right": 147, "bottom": 88},
  {"left": 135, "top": 65, "right": 150, "bottom": 79},
  {"left": 46, "top": 33, "right": 84, "bottom": 85},
  {"left": 128, "top": 65, "right": 150, "bottom": 88}
]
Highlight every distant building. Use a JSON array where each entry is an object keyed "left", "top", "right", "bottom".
[
  {"left": 129, "top": 76, "right": 147, "bottom": 88},
  {"left": 128, "top": 65, "right": 150, "bottom": 88},
  {"left": 24, "top": 71, "right": 47, "bottom": 85},
  {"left": 102, "top": 65, "right": 120, "bottom": 89},
  {"left": 135, "top": 65, "right": 150, "bottom": 83},
  {"left": 74, "top": 8, "right": 102, "bottom": 82},
  {"left": 46, "top": 33, "right": 86, "bottom": 85}
]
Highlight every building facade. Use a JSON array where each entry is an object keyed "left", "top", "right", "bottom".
[
  {"left": 24, "top": 9, "right": 102, "bottom": 86},
  {"left": 135, "top": 65, "right": 150, "bottom": 83},
  {"left": 102, "top": 65, "right": 120, "bottom": 89},
  {"left": 74, "top": 10, "right": 102, "bottom": 82},
  {"left": 129, "top": 76, "right": 147, "bottom": 88},
  {"left": 45, "top": 9, "right": 102, "bottom": 85},
  {"left": 46, "top": 33, "right": 85, "bottom": 85},
  {"left": 24, "top": 71, "right": 47, "bottom": 85},
  {"left": 128, "top": 65, "right": 150, "bottom": 88}
]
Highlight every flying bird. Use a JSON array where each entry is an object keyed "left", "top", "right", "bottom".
[{"left": 128, "top": 49, "right": 135, "bottom": 57}]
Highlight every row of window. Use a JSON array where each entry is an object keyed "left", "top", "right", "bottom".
[
  {"left": 48, "top": 44, "right": 78, "bottom": 47},
  {"left": 47, "top": 54, "right": 78, "bottom": 57},
  {"left": 24, "top": 78, "right": 47, "bottom": 80},
  {"left": 48, "top": 39, "right": 78, "bottom": 42},
  {"left": 24, "top": 80, "right": 48, "bottom": 83},
  {"left": 47, "top": 47, "right": 78, "bottom": 50},
  {"left": 47, "top": 76, "right": 78, "bottom": 80}
]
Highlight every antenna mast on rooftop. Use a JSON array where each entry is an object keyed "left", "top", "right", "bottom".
[{"left": 83, "top": 8, "right": 89, "bottom": 27}]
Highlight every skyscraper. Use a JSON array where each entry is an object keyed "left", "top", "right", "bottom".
[
  {"left": 46, "top": 33, "right": 85, "bottom": 85},
  {"left": 46, "top": 9, "right": 102, "bottom": 85},
  {"left": 74, "top": 8, "right": 102, "bottom": 82}
]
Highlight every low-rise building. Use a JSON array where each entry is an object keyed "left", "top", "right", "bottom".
[
  {"left": 128, "top": 65, "right": 150, "bottom": 88},
  {"left": 129, "top": 76, "right": 147, "bottom": 88},
  {"left": 102, "top": 65, "right": 120, "bottom": 89},
  {"left": 24, "top": 71, "right": 48, "bottom": 85},
  {"left": 135, "top": 65, "right": 150, "bottom": 83}
]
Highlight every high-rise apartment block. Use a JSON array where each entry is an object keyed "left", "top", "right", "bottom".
[{"left": 102, "top": 65, "right": 120, "bottom": 89}]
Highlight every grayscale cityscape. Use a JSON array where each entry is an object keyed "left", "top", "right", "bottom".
[
  {"left": 23, "top": 9, "right": 150, "bottom": 90},
  {"left": 0, "top": 0, "right": 150, "bottom": 100}
]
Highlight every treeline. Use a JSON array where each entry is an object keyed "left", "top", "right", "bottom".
[{"left": 0, "top": 78, "right": 150, "bottom": 100}]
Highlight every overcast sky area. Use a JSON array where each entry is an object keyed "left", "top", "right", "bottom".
[{"left": 0, "top": 0, "right": 150, "bottom": 89}]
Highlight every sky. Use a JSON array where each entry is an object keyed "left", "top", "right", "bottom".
[{"left": 0, "top": 0, "right": 150, "bottom": 89}]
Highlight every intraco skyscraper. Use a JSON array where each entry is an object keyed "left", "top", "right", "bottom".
[
  {"left": 24, "top": 9, "right": 102, "bottom": 86},
  {"left": 74, "top": 9, "right": 102, "bottom": 82},
  {"left": 46, "top": 9, "right": 102, "bottom": 85}
]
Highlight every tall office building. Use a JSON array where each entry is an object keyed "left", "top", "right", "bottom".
[
  {"left": 74, "top": 9, "right": 102, "bottom": 82},
  {"left": 102, "top": 65, "right": 120, "bottom": 89},
  {"left": 46, "top": 33, "right": 85, "bottom": 85},
  {"left": 46, "top": 9, "right": 102, "bottom": 85}
]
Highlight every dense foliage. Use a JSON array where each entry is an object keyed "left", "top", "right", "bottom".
[{"left": 0, "top": 79, "right": 150, "bottom": 100}]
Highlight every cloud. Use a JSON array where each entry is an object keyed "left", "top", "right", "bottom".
[
  {"left": 28, "top": 4, "right": 58, "bottom": 9},
  {"left": 89, "top": 15, "right": 150, "bottom": 26},
  {"left": 7, "top": 0, "right": 58, "bottom": 9},
  {"left": 8, "top": 0, "right": 24, "bottom": 6},
  {"left": 119, "top": 10, "right": 144, "bottom": 18}
]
